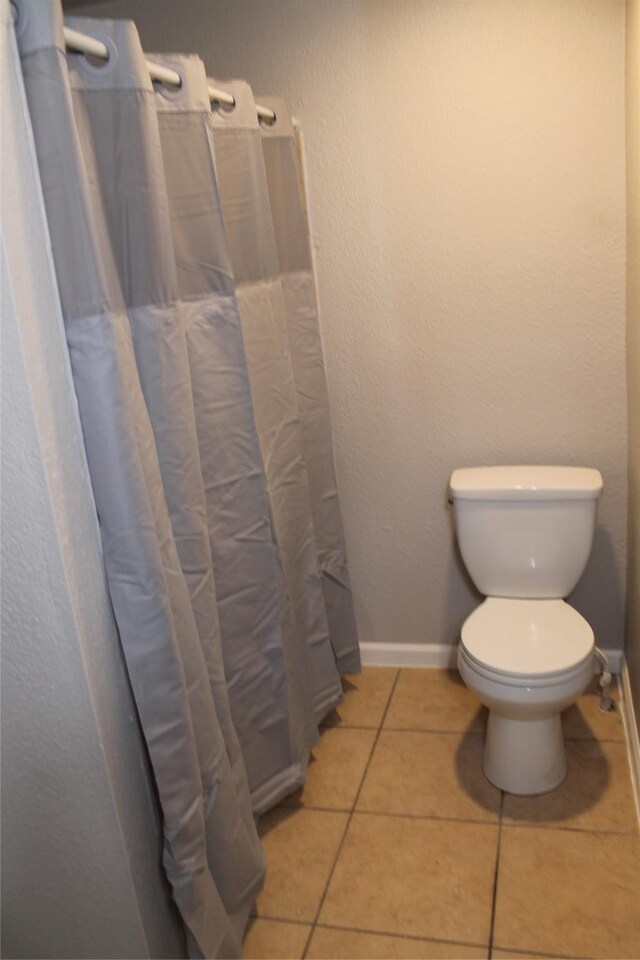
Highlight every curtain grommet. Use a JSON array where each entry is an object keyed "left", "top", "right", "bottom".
[
  {"left": 71, "top": 32, "right": 118, "bottom": 75},
  {"left": 213, "top": 97, "right": 236, "bottom": 117},
  {"left": 153, "top": 67, "right": 186, "bottom": 101}
]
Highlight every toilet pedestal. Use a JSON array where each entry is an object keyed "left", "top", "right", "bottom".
[{"left": 483, "top": 712, "right": 567, "bottom": 795}]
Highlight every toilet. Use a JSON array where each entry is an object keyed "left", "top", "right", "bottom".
[{"left": 449, "top": 465, "right": 603, "bottom": 796}]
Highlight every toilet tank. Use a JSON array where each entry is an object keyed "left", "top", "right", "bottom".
[{"left": 449, "top": 466, "right": 603, "bottom": 599}]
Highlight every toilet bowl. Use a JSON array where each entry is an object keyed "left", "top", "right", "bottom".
[
  {"left": 449, "top": 465, "right": 603, "bottom": 796},
  {"left": 458, "top": 597, "right": 594, "bottom": 794}
]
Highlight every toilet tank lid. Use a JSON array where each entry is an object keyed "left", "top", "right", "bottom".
[{"left": 449, "top": 466, "right": 603, "bottom": 501}]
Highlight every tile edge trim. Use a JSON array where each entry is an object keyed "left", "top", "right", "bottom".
[{"left": 619, "top": 658, "right": 640, "bottom": 828}]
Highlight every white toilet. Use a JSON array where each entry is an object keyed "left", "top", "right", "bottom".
[{"left": 449, "top": 465, "right": 603, "bottom": 796}]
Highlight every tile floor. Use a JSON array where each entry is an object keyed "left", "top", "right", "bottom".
[{"left": 244, "top": 668, "right": 640, "bottom": 960}]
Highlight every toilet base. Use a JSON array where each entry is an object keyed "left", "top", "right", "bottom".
[{"left": 483, "top": 712, "right": 567, "bottom": 795}]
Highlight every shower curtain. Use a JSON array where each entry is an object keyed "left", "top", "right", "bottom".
[
  {"left": 150, "top": 54, "right": 319, "bottom": 816},
  {"left": 259, "top": 100, "right": 361, "bottom": 675},
  {"left": 208, "top": 83, "right": 345, "bottom": 720},
  {"left": 14, "top": 0, "right": 358, "bottom": 955}
]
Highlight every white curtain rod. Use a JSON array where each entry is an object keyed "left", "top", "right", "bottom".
[{"left": 63, "top": 26, "right": 276, "bottom": 123}]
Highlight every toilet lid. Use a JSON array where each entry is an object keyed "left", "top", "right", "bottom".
[{"left": 461, "top": 598, "right": 594, "bottom": 678}]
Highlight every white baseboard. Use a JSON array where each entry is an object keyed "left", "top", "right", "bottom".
[
  {"left": 619, "top": 659, "right": 640, "bottom": 827},
  {"left": 360, "top": 641, "right": 623, "bottom": 672},
  {"left": 359, "top": 642, "right": 459, "bottom": 668}
]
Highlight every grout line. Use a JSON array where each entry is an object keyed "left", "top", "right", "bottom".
[
  {"left": 253, "top": 913, "right": 588, "bottom": 960},
  {"left": 247, "top": 916, "right": 310, "bottom": 929},
  {"left": 312, "top": 920, "right": 489, "bottom": 951},
  {"left": 316, "top": 807, "right": 498, "bottom": 826},
  {"left": 350, "top": 668, "right": 400, "bottom": 810},
  {"left": 491, "top": 944, "right": 599, "bottom": 960},
  {"left": 301, "top": 668, "right": 401, "bottom": 960},
  {"left": 487, "top": 790, "right": 504, "bottom": 955},
  {"left": 276, "top": 802, "right": 639, "bottom": 837},
  {"left": 279, "top": 801, "right": 353, "bottom": 814},
  {"left": 500, "top": 820, "right": 640, "bottom": 838},
  {"left": 380, "top": 726, "right": 486, "bottom": 736},
  {"left": 324, "top": 722, "right": 626, "bottom": 745},
  {"left": 319, "top": 722, "right": 379, "bottom": 731}
]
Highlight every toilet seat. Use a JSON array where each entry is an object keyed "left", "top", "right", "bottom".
[{"left": 460, "top": 597, "right": 594, "bottom": 683}]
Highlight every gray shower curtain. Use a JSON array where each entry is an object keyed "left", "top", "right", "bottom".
[
  {"left": 209, "top": 82, "right": 345, "bottom": 721},
  {"left": 150, "top": 53, "right": 319, "bottom": 816},
  {"left": 17, "top": 6, "right": 263, "bottom": 956},
  {"left": 15, "top": 0, "right": 358, "bottom": 955},
  {"left": 259, "top": 100, "right": 360, "bottom": 675}
]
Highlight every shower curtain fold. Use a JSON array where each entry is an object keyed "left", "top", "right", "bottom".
[
  {"left": 209, "top": 82, "right": 344, "bottom": 721},
  {"left": 259, "top": 99, "right": 360, "bottom": 674}
]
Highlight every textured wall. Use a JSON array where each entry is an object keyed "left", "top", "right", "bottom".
[
  {"left": 625, "top": 0, "right": 640, "bottom": 711},
  {"left": 69, "top": 0, "right": 627, "bottom": 650},
  {"left": 1, "top": 8, "right": 184, "bottom": 955}
]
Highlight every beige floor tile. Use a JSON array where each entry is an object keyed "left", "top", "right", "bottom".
[
  {"left": 323, "top": 668, "right": 398, "bottom": 728},
  {"left": 283, "top": 727, "right": 376, "bottom": 810},
  {"left": 319, "top": 813, "right": 498, "bottom": 945},
  {"left": 503, "top": 739, "right": 638, "bottom": 833},
  {"left": 256, "top": 808, "right": 348, "bottom": 922},
  {"left": 243, "top": 919, "right": 310, "bottom": 959},
  {"left": 494, "top": 826, "right": 640, "bottom": 958},
  {"left": 357, "top": 730, "right": 500, "bottom": 821},
  {"left": 384, "top": 669, "right": 486, "bottom": 733},
  {"left": 307, "top": 926, "right": 488, "bottom": 958},
  {"left": 563, "top": 677, "right": 625, "bottom": 741}
]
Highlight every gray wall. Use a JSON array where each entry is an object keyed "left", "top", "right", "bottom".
[
  {"left": 1, "top": 6, "right": 184, "bottom": 955},
  {"left": 70, "top": 0, "right": 628, "bottom": 653},
  {"left": 625, "top": 0, "right": 640, "bottom": 718}
]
